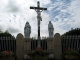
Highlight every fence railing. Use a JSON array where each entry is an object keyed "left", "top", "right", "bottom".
[
  {"left": 61, "top": 35, "right": 80, "bottom": 52},
  {"left": 0, "top": 35, "right": 80, "bottom": 53},
  {"left": 0, "top": 36, "right": 16, "bottom": 53},
  {"left": 31, "top": 40, "right": 47, "bottom": 50}
]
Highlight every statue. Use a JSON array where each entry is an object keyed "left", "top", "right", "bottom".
[
  {"left": 48, "top": 21, "right": 54, "bottom": 38},
  {"left": 24, "top": 22, "right": 31, "bottom": 38}
]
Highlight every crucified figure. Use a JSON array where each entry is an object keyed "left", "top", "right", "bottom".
[{"left": 35, "top": 9, "right": 43, "bottom": 26}]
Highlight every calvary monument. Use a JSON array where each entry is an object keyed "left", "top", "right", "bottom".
[
  {"left": 16, "top": 1, "right": 62, "bottom": 60},
  {"left": 24, "top": 1, "right": 54, "bottom": 48}
]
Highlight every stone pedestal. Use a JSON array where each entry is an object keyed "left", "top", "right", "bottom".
[
  {"left": 16, "top": 33, "right": 24, "bottom": 60},
  {"left": 24, "top": 38, "right": 31, "bottom": 52},
  {"left": 53, "top": 33, "right": 62, "bottom": 60},
  {"left": 47, "top": 39, "right": 53, "bottom": 53}
]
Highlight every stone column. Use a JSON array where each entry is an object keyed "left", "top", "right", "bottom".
[
  {"left": 53, "top": 33, "right": 62, "bottom": 60},
  {"left": 16, "top": 33, "right": 24, "bottom": 60}
]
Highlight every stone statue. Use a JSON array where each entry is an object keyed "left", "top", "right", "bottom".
[
  {"left": 48, "top": 21, "right": 54, "bottom": 38},
  {"left": 24, "top": 22, "right": 31, "bottom": 38}
]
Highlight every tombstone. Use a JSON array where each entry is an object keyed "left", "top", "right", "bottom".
[
  {"left": 24, "top": 21, "right": 31, "bottom": 38},
  {"left": 48, "top": 21, "right": 54, "bottom": 38},
  {"left": 53, "top": 33, "right": 62, "bottom": 60}
]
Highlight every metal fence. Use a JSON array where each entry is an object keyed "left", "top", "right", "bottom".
[
  {"left": 61, "top": 35, "right": 80, "bottom": 52},
  {"left": 31, "top": 40, "right": 47, "bottom": 50},
  {"left": 0, "top": 36, "right": 16, "bottom": 53},
  {"left": 0, "top": 35, "right": 80, "bottom": 53}
]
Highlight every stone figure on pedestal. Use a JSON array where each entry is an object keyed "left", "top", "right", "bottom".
[
  {"left": 24, "top": 22, "right": 31, "bottom": 38},
  {"left": 48, "top": 21, "right": 54, "bottom": 38}
]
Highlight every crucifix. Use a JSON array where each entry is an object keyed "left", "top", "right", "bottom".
[{"left": 30, "top": 1, "right": 47, "bottom": 48}]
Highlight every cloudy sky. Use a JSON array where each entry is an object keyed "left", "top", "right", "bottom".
[{"left": 0, "top": 0, "right": 80, "bottom": 38}]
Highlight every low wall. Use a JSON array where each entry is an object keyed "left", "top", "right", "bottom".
[{"left": 16, "top": 33, "right": 62, "bottom": 60}]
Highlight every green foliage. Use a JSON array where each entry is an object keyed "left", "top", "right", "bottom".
[
  {"left": 63, "top": 49, "right": 80, "bottom": 56},
  {"left": 0, "top": 51, "right": 15, "bottom": 58},
  {"left": 62, "top": 28, "right": 80, "bottom": 36},
  {"left": 62, "top": 49, "right": 80, "bottom": 60},
  {"left": 28, "top": 48, "right": 49, "bottom": 56},
  {"left": 27, "top": 50, "right": 49, "bottom": 60},
  {"left": 0, "top": 30, "right": 12, "bottom": 37}
]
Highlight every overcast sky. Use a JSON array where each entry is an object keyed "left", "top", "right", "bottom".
[{"left": 0, "top": 0, "right": 80, "bottom": 38}]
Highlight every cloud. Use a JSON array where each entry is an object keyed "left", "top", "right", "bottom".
[
  {"left": 6, "top": 0, "right": 20, "bottom": 13},
  {"left": 0, "top": 25, "right": 3, "bottom": 31},
  {"left": 7, "top": 27, "right": 20, "bottom": 34},
  {"left": 46, "top": 0, "right": 79, "bottom": 35},
  {"left": 0, "top": 0, "right": 80, "bottom": 38}
]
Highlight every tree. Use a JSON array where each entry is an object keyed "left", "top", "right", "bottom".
[
  {"left": 0, "top": 30, "right": 12, "bottom": 37},
  {"left": 62, "top": 28, "right": 80, "bottom": 36}
]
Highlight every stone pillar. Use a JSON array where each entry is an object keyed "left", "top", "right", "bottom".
[
  {"left": 47, "top": 38, "right": 53, "bottom": 53},
  {"left": 16, "top": 33, "right": 24, "bottom": 60},
  {"left": 53, "top": 33, "right": 62, "bottom": 60},
  {"left": 24, "top": 38, "right": 31, "bottom": 52}
]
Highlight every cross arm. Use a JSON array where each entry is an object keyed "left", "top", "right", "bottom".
[{"left": 30, "top": 6, "right": 47, "bottom": 10}]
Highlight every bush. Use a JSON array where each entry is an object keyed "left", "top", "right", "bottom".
[
  {"left": 0, "top": 51, "right": 15, "bottom": 58},
  {"left": 62, "top": 49, "right": 80, "bottom": 60}
]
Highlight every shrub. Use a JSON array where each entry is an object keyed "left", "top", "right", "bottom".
[
  {"left": 0, "top": 51, "right": 15, "bottom": 58},
  {"left": 62, "top": 49, "right": 80, "bottom": 60}
]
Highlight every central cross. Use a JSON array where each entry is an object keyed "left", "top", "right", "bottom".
[{"left": 30, "top": 1, "right": 47, "bottom": 48}]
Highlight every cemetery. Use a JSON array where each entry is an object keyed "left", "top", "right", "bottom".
[{"left": 0, "top": 1, "right": 80, "bottom": 60}]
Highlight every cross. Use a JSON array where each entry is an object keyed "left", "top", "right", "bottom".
[
  {"left": 30, "top": 1, "right": 47, "bottom": 48},
  {"left": 30, "top": 1, "right": 47, "bottom": 10}
]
